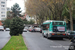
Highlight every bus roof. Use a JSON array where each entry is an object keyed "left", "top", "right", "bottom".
[{"left": 43, "top": 20, "right": 66, "bottom": 24}]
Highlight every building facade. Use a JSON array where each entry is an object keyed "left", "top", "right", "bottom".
[{"left": 0, "top": 0, "right": 7, "bottom": 20}]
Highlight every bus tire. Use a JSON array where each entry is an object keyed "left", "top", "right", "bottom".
[
  {"left": 47, "top": 34, "right": 50, "bottom": 39},
  {"left": 42, "top": 33, "right": 46, "bottom": 38}
]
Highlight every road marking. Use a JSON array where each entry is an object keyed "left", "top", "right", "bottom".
[{"left": 59, "top": 44, "right": 69, "bottom": 49}]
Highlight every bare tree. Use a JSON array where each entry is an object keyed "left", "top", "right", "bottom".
[
  {"left": 65, "top": 0, "right": 75, "bottom": 30},
  {"left": 25, "top": 0, "right": 67, "bottom": 24}
]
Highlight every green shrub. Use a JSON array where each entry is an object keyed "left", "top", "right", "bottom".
[
  {"left": 10, "top": 17, "right": 24, "bottom": 36},
  {"left": 3, "top": 19, "right": 11, "bottom": 28}
]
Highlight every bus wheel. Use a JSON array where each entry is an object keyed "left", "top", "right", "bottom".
[
  {"left": 47, "top": 34, "right": 50, "bottom": 39},
  {"left": 42, "top": 33, "right": 46, "bottom": 38}
]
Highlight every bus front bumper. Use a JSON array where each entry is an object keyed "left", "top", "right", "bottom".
[
  {"left": 51, "top": 35, "right": 67, "bottom": 38},
  {"left": 48, "top": 33, "right": 68, "bottom": 38}
]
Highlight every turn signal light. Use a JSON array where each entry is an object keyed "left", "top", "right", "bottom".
[
  {"left": 63, "top": 34, "right": 65, "bottom": 35},
  {"left": 52, "top": 33, "right": 55, "bottom": 35}
]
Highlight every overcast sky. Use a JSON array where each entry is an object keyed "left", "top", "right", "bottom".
[{"left": 7, "top": 0, "right": 25, "bottom": 13}]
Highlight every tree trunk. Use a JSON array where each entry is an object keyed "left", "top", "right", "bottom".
[
  {"left": 49, "top": 15, "right": 51, "bottom": 20},
  {"left": 69, "top": 0, "right": 73, "bottom": 31},
  {"left": 46, "top": 16, "right": 47, "bottom": 20},
  {"left": 60, "top": 12, "right": 63, "bottom": 20},
  {"left": 70, "top": 10, "right": 73, "bottom": 30}
]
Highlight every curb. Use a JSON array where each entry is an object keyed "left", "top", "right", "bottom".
[{"left": 22, "top": 34, "right": 30, "bottom": 50}]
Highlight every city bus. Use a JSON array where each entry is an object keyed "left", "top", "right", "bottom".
[{"left": 41, "top": 20, "right": 67, "bottom": 39}]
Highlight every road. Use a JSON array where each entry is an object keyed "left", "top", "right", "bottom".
[
  {"left": 22, "top": 31, "right": 72, "bottom": 50},
  {"left": 0, "top": 31, "right": 10, "bottom": 49}
]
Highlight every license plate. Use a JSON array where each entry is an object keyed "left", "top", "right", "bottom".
[{"left": 57, "top": 34, "right": 60, "bottom": 35}]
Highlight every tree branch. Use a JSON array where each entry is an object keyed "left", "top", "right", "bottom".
[{"left": 65, "top": 7, "right": 70, "bottom": 13}]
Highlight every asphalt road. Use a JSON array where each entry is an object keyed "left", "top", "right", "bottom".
[
  {"left": 0, "top": 31, "right": 10, "bottom": 49},
  {"left": 22, "top": 31, "right": 72, "bottom": 50}
]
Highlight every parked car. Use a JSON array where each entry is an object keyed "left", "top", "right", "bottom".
[
  {"left": 66, "top": 30, "right": 75, "bottom": 39},
  {"left": 23, "top": 29, "right": 27, "bottom": 32},
  {"left": 28, "top": 27, "right": 34, "bottom": 32},
  {"left": 34, "top": 27, "right": 41, "bottom": 32},
  {"left": 5, "top": 28, "right": 10, "bottom": 31},
  {"left": 40, "top": 29, "right": 42, "bottom": 33},
  {"left": 0, "top": 26, "right": 4, "bottom": 31},
  {"left": 24, "top": 27, "right": 28, "bottom": 30}
]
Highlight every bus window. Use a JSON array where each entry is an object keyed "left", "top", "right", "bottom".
[
  {"left": 52, "top": 22, "right": 65, "bottom": 25},
  {"left": 42, "top": 24, "right": 49, "bottom": 30},
  {"left": 46, "top": 24, "right": 49, "bottom": 29}
]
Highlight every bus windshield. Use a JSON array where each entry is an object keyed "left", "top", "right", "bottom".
[
  {"left": 42, "top": 24, "right": 49, "bottom": 30},
  {"left": 52, "top": 22, "right": 65, "bottom": 25}
]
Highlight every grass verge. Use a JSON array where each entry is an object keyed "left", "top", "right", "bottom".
[{"left": 2, "top": 35, "right": 27, "bottom": 50}]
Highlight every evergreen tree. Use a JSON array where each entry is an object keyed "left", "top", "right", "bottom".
[
  {"left": 11, "top": 3, "right": 21, "bottom": 17},
  {"left": 10, "top": 17, "right": 24, "bottom": 36}
]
